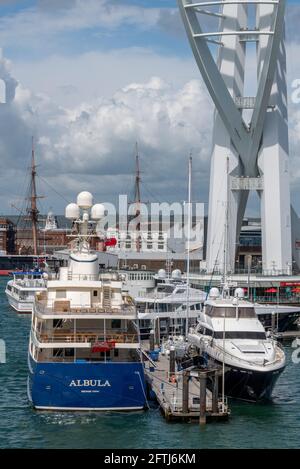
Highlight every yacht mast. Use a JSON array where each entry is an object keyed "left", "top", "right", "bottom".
[
  {"left": 29, "top": 137, "right": 39, "bottom": 256},
  {"left": 185, "top": 154, "right": 192, "bottom": 337},
  {"left": 222, "top": 156, "right": 230, "bottom": 296},
  {"left": 134, "top": 142, "right": 141, "bottom": 253}
]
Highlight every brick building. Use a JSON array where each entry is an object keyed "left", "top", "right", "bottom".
[{"left": 0, "top": 218, "right": 15, "bottom": 254}]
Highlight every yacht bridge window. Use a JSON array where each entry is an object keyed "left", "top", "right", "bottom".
[
  {"left": 206, "top": 306, "right": 256, "bottom": 318},
  {"left": 213, "top": 331, "right": 266, "bottom": 340}
]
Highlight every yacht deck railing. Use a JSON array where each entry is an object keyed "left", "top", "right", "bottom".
[
  {"left": 34, "top": 300, "right": 136, "bottom": 316},
  {"left": 35, "top": 330, "right": 138, "bottom": 344}
]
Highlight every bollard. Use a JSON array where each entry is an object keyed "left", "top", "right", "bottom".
[
  {"left": 212, "top": 371, "right": 219, "bottom": 414},
  {"left": 199, "top": 372, "right": 207, "bottom": 425},
  {"left": 169, "top": 346, "right": 176, "bottom": 380},
  {"left": 182, "top": 371, "right": 190, "bottom": 414},
  {"left": 149, "top": 329, "right": 155, "bottom": 352}
]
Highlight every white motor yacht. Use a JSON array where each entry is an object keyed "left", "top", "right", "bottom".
[{"left": 188, "top": 287, "right": 286, "bottom": 402}]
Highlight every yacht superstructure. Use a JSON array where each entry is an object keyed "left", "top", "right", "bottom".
[{"left": 135, "top": 269, "right": 206, "bottom": 338}]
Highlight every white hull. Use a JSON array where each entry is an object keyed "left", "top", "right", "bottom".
[{"left": 5, "top": 289, "right": 33, "bottom": 313}]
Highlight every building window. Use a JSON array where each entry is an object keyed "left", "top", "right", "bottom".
[{"left": 93, "top": 290, "right": 98, "bottom": 297}]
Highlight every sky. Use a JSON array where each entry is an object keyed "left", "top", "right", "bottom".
[{"left": 0, "top": 0, "right": 299, "bottom": 215}]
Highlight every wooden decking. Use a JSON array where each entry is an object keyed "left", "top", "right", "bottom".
[{"left": 144, "top": 353, "right": 230, "bottom": 424}]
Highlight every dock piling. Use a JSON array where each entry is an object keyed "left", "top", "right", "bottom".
[
  {"left": 149, "top": 329, "right": 155, "bottom": 352},
  {"left": 199, "top": 372, "right": 207, "bottom": 425},
  {"left": 182, "top": 371, "right": 190, "bottom": 414},
  {"left": 212, "top": 370, "right": 219, "bottom": 414}
]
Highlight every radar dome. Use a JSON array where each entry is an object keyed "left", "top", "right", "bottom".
[
  {"left": 234, "top": 288, "right": 245, "bottom": 299},
  {"left": 158, "top": 269, "right": 167, "bottom": 279},
  {"left": 65, "top": 203, "right": 80, "bottom": 219},
  {"left": 209, "top": 287, "right": 220, "bottom": 299},
  {"left": 77, "top": 191, "right": 93, "bottom": 209},
  {"left": 171, "top": 269, "right": 182, "bottom": 279},
  {"left": 91, "top": 204, "right": 105, "bottom": 220}
]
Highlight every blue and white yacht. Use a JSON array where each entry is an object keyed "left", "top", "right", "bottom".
[{"left": 28, "top": 191, "right": 147, "bottom": 411}]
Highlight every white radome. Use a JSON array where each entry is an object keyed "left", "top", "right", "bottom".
[
  {"left": 77, "top": 191, "right": 93, "bottom": 209},
  {"left": 209, "top": 287, "right": 220, "bottom": 299},
  {"left": 158, "top": 269, "right": 167, "bottom": 279},
  {"left": 91, "top": 204, "right": 106, "bottom": 220},
  {"left": 234, "top": 288, "right": 245, "bottom": 299},
  {"left": 171, "top": 269, "right": 182, "bottom": 279},
  {"left": 65, "top": 203, "right": 80, "bottom": 220}
]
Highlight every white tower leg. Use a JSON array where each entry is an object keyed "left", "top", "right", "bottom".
[
  {"left": 206, "top": 3, "right": 247, "bottom": 274},
  {"left": 257, "top": 5, "right": 292, "bottom": 275}
]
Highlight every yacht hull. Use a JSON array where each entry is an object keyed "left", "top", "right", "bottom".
[
  {"left": 28, "top": 354, "right": 147, "bottom": 411},
  {"left": 206, "top": 356, "right": 284, "bottom": 402},
  {"left": 5, "top": 290, "right": 33, "bottom": 313}
]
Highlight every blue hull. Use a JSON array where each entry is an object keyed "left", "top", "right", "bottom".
[{"left": 28, "top": 355, "right": 147, "bottom": 411}]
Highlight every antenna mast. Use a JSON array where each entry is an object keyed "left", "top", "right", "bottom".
[
  {"left": 29, "top": 137, "right": 39, "bottom": 256},
  {"left": 185, "top": 154, "right": 192, "bottom": 337},
  {"left": 134, "top": 142, "right": 141, "bottom": 252}
]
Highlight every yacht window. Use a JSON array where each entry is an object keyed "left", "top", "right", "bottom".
[
  {"left": 111, "top": 319, "right": 121, "bottom": 329},
  {"left": 214, "top": 331, "right": 266, "bottom": 340},
  {"left": 53, "top": 348, "right": 63, "bottom": 357},
  {"left": 53, "top": 319, "right": 63, "bottom": 329},
  {"left": 206, "top": 306, "right": 256, "bottom": 318},
  {"left": 176, "top": 289, "right": 185, "bottom": 294},
  {"left": 65, "top": 348, "right": 74, "bottom": 357},
  {"left": 204, "top": 328, "right": 213, "bottom": 336},
  {"left": 56, "top": 290, "right": 67, "bottom": 299}
]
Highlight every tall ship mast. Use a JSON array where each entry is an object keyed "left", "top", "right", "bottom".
[
  {"left": 28, "top": 137, "right": 39, "bottom": 256},
  {"left": 133, "top": 143, "right": 141, "bottom": 253}
]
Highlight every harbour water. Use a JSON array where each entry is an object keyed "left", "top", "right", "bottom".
[{"left": 0, "top": 277, "right": 300, "bottom": 449}]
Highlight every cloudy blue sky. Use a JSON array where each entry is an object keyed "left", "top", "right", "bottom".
[{"left": 0, "top": 0, "right": 300, "bottom": 215}]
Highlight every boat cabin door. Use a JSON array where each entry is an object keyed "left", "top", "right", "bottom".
[{"left": 92, "top": 289, "right": 100, "bottom": 306}]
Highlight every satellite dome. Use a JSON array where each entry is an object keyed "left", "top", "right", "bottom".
[
  {"left": 91, "top": 204, "right": 106, "bottom": 220},
  {"left": 234, "top": 288, "right": 245, "bottom": 299},
  {"left": 158, "top": 269, "right": 167, "bottom": 279},
  {"left": 77, "top": 191, "right": 93, "bottom": 209},
  {"left": 209, "top": 287, "right": 220, "bottom": 299},
  {"left": 65, "top": 203, "right": 80, "bottom": 220},
  {"left": 171, "top": 269, "right": 182, "bottom": 279}
]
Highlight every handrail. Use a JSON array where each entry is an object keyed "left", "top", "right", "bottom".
[
  {"left": 185, "top": 1, "right": 278, "bottom": 7},
  {"left": 34, "top": 300, "right": 136, "bottom": 316},
  {"left": 35, "top": 330, "right": 138, "bottom": 344}
]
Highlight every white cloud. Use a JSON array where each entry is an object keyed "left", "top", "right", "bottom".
[
  {"left": 0, "top": 53, "right": 213, "bottom": 212},
  {"left": 11, "top": 48, "right": 199, "bottom": 107},
  {"left": 0, "top": 0, "right": 162, "bottom": 50}
]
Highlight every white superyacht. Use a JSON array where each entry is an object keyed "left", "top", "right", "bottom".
[{"left": 188, "top": 287, "right": 286, "bottom": 401}]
